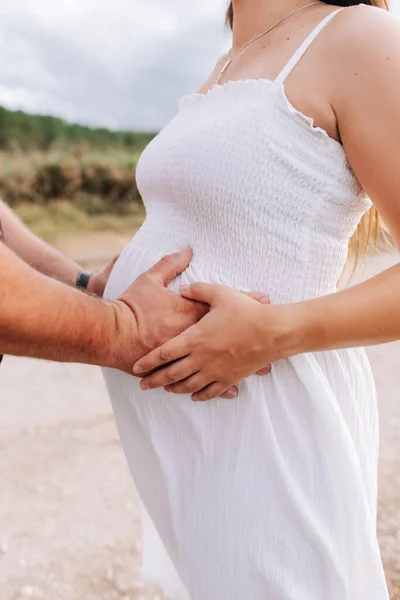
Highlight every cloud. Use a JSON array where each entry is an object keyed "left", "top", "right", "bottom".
[
  {"left": 0, "top": 0, "right": 228, "bottom": 130},
  {"left": 0, "top": 1, "right": 399, "bottom": 131}
]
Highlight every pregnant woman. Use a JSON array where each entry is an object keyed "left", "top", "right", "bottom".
[{"left": 103, "top": 1, "right": 398, "bottom": 598}]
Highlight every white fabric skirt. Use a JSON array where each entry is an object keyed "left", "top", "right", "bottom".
[{"left": 102, "top": 244, "right": 388, "bottom": 600}]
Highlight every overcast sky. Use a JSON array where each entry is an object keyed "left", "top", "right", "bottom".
[
  {"left": 0, "top": 0, "right": 229, "bottom": 131},
  {"left": 0, "top": 1, "right": 398, "bottom": 132}
]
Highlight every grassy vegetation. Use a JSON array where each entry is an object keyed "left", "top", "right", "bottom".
[
  {"left": 0, "top": 105, "right": 153, "bottom": 237},
  {"left": 0, "top": 148, "right": 142, "bottom": 208},
  {"left": 14, "top": 200, "right": 145, "bottom": 242}
]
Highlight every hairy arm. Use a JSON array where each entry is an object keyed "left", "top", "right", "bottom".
[
  {"left": 0, "top": 200, "right": 82, "bottom": 286},
  {"left": 1, "top": 245, "right": 237, "bottom": 391},
  {"left": 0, "top": 241, "right": 126, "bottom": 365}
]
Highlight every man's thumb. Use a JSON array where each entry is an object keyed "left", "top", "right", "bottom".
[{"left": 146, "top": 247, "right": 192, "bottom": 286}]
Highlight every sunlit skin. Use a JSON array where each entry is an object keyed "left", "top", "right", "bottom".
[
  {"left": 134, "top": 0, "right": 400, "bottom": 401},
  {"left": 0, "top": 243, "right": 208, "bottom": 371},
  {"left": 0, "top": 205, "right": 270, "bottom": 394}
]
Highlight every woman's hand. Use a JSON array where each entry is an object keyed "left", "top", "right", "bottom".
[
  {"left": 134, "top": 283, "right": 297, "bottom": 401},
  {"left": 87, "top": 255, "right": 120, "bottom": 297}
]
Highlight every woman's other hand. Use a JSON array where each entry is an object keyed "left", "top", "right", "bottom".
[{"left": 87, "top": 255, "right": 120, "bottom": 297}]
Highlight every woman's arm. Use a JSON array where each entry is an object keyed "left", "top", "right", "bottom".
[
  {"left": 0, "top": 200, "right": 82, "bottom": 286},
  {"left": 288, "top": 5, "right": 400, "bottom": 352},
  {"left": 0, "top": 199, "right": 117, "bottom": 296},
  {"left": 133, "top": 6, "right": 400, "bottom": 401}
]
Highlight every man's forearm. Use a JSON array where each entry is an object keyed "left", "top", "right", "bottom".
[
  {"left": 0, "top": 200, "right": 82, "bottom": 285},
  {"left": 0, "top": 243, "right": 129, "bottom": 367}
]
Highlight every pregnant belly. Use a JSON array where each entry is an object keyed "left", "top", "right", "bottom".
[
  {"left": 104, "top": 216, "right": 342, "bottom": 304},
  {"left": 103, "top": 227, "right": 377, "bottom": 464},
  {"left": 104, "top": 235, "right": 251, "bottom": 303}
]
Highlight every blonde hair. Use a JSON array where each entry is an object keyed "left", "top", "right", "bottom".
[{"left": 225, "top": 0, "right": 390, "bottom": 265}]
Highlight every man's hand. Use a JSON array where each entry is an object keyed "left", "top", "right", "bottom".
[
  {"left": 110, "top": 247, "right": 208, "bottom": 374},
  {"left": 0, "top": 237, "right": 271, "bottom": 393}
]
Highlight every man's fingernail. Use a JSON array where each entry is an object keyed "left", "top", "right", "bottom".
[
  {"left": 133, "top": 363, "right": 142, "bottom": 373},
  {"left": 260, "top": 295, "right": 270, "bottom": 304},
  {"left": 179, "top": 246, "right": 192, "bottom": 256},
  {"left": 226, "top": 389, "right": 237, "bottom": 399},
  {"left": 180, "top": 285, "right": 189, "bottom": 293},
  {"left": 140, "top": 381, "right": 149, "bottom": 391}
]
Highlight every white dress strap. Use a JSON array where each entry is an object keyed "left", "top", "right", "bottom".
[{"left": 276, "top": 8, "right": 344, "bottom": 84}]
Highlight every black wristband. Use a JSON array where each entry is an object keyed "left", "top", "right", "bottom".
[{"left": 76, "top": 270, "right": 93, "bottom": 290}]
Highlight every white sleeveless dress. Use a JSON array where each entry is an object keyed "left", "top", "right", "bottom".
[{"left": 103, "top": 10, "right": 389, "bottom": 600}]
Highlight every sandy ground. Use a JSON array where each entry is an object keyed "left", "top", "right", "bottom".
[{"left": 1, "top": 240, "right": 399, "bottom": 600}]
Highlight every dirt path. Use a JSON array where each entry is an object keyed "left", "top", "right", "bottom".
[{"left": 0, "top": 242, "right": 399, "bottom": 599}]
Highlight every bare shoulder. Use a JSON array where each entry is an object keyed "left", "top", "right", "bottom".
[
  {"left": 321, "top": 5, "right": 400, "bottom": 225},
  {"left": 328, "top": 6, "right": 400, "bottom": 83}
]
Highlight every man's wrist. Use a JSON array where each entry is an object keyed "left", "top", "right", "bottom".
[
  {"left": 76, "top": 270, "right": 93, "bottom": 291},
  {"left": 102, "top": 300, "right": 139, "bottom": 371}
]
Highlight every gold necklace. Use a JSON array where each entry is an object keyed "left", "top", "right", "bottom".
[{"left": 216, "top": 2, "right": 322, "bottom": 85}]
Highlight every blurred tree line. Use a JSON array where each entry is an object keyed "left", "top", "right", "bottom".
[{"left": 0, "top": 106, "right": 155, "bottom": 151}]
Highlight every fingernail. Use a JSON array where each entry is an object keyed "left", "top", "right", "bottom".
[
  {"left": 164, "top": 385, "right": 170, "bottom": 392},
  {"left": 260, "top": 295, "right": 270, "bottom": 304},
  {"left": 179, "top": 246, "right": 192, "bottom": 256},
  {"left": 180, "top": 285, "right": 189, "bottom": 293},
  {"left": 226, "top": 389, "right": 237, "bottom": 399},
  {"left": 140, "top": 381, "right": 149, "bottom": 391},
  {"left": 133, "top": 363, "right": 142, "bottom": 373}
]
